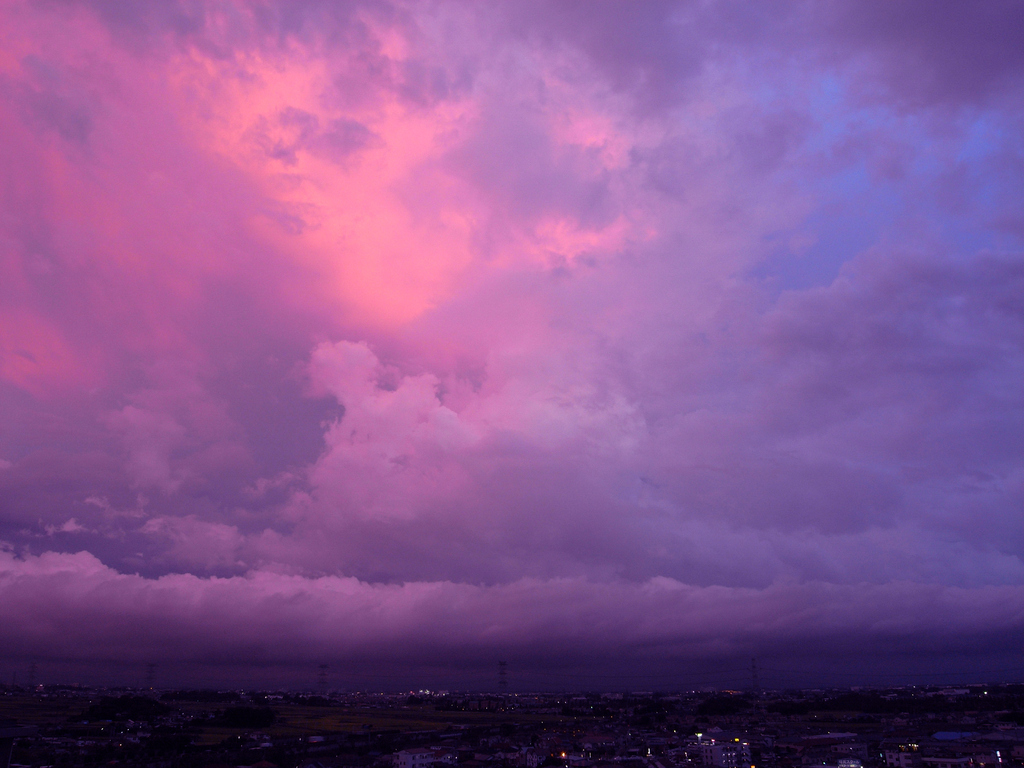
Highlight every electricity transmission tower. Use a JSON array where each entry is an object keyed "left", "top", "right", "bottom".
[{"left": 498, "top": 661, "right": 508, "bottom": 693}]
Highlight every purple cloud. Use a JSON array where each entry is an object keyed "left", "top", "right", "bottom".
[{"left": 0, "top": 0, "right": 1022, "bottom": 687}]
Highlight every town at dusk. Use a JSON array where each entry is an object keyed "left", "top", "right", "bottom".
[{"left": 1, "top": 4, "right": 1024, "bottom": 765}]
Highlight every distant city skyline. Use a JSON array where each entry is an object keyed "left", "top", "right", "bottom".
[{"left": 1, "top": 1, "right": 1023, "bottom": 687}]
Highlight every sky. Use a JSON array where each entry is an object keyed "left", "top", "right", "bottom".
[{"left": 1, "top": 0, "right": 1024, "bottom": 691}]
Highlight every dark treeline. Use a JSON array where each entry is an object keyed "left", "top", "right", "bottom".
[
  {"left": 84, "top": 695, "right": 171, "bottom": 722},
  {"left": 160, "top": 690, "right": 242, "bottom": 703}
]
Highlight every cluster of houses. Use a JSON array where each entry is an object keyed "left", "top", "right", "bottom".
[
  {"left": 5, "top": 684, "right": 1024, "bottom": 768},
  {"left": 390, "top": 719, "right": 1024, "bottom": 768}
]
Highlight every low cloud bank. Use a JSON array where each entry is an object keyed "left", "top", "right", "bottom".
[{"left": 2, "top": 549, "right": 1022, "bottom": 671}]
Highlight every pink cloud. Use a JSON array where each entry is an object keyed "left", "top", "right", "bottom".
[{"left": 0, "top": 0, "right": 1022, "bottom": 683}]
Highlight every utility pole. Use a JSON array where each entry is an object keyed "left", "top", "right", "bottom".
[
  {"left": 144, "top": 663, "right": 156, "bottom": 691},
  {"left": 751, "top": 658, "right": 760, "bottom": 696}
]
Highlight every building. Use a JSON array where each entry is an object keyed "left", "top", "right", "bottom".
[
  {"left": 921, "top": 758, "right": 974, "bottom": 768},
  {"left": 0, "top": 722, "right": 37, "bottom": 768},
  {"left": 395, "top": 748, "right": 437, "bottom": 768},
  {"left": 700, "top": 735, "right": 752, "bottom": 768}
]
